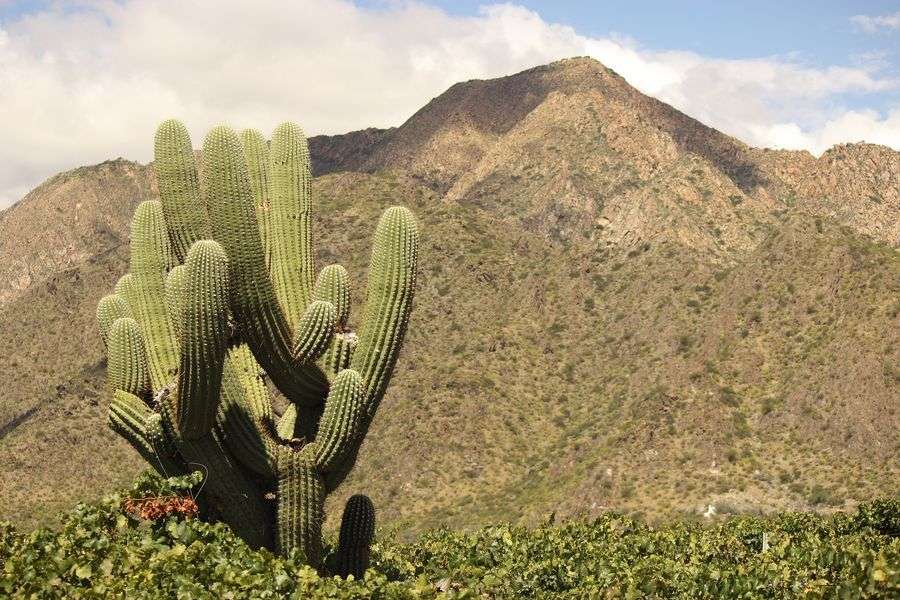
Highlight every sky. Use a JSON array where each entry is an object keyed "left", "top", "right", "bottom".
[{"left": 1, "top": 1, "right": 899, "bottom": 209}]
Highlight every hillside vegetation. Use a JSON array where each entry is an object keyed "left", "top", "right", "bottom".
[{"left": 0, "top": 57, "right": 897, "bottom": 531}]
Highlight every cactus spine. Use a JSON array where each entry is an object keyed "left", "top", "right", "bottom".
[{"left": 98, "top": 119, "right": 417, "bottom": 569}]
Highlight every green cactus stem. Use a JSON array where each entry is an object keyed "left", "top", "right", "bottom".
[
  {"left": 277, "top": 404, "right": 299, "bottom": 441},
  {"left": 241, "top": 128, "right": 272, "bottom": 265},
  {"left": 313, "top": 369, "right": 364, "bottom": 473},
  {"left": 106, "top": 317, "right": 151, "bottom": 397},
  {"left": 164, "top": 265, "right": 187, "bottom": 342},
  {"left": 124, "top": 200, "right": 180, "bottom": 389},
  {"left": 334, "top": 494, "right": 376, "bottom": 579},
  {"left": 107, "top": 390, "right": 156, "bottom": 465},
  {"left": 96, "top": 294, "right": 132, "bottom": 346},
  {"left": 175, "top": 240, "right": 230, "bottom": 439},
  {"left": 276, "top": 445, "right": 324, "bottom": 563},
  {"left": 203, "top": 125, "right": 330, "bottom": 408},
  {"left": 154, "top": 119, "right": 208, "bottom": 262},
  {"left": 267, "top": 122, "right": 315, "bottom": 330},
  {"left": 97, "top": 118, "right": 419, "bottom": 569}
]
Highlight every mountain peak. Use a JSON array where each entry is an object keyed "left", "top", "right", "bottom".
[
  {"left": 311, "top": 55, "right": 679, "bottom": 187},
  {"left": 307, "top": 56, "right": 898, "bottom": 249},
  {"left": 543, "top": 55, "right": 623, "bottom": 77},
  {"left": 312, "top": 53, "right": 779, "bottom": 202}
]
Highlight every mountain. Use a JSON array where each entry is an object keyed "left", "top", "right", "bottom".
[{"left": 1, "top": 57, "right": 897, "bottom": 530}]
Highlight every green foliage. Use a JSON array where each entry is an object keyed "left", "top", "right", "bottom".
[
  {"left": 1, "top": 478, "right": 897, "bottom": 599},
  {"left": 388, "top": 512, "right": 900, "bottom": 598}
]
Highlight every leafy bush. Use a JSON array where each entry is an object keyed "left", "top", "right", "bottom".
[{"left": 1, "top": 474, "right": 897, "bottom": 598}]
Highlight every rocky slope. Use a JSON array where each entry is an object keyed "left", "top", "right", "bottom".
[
  {"left": 0, "top": 160, "right": 155, "bottom": 307},
  {"left": 0, "top": 57, "right": 897, "bottom": 529}
]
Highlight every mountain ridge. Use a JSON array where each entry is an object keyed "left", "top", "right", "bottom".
[
  {"left": 0, "top": 56, "right": 897, "bottom": 530},
  {"left": 3, "top": 57, "right": 898, "bottom": 307}
]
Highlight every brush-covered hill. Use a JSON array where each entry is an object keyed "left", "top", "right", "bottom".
[{"left": 0, "top": 57, "right": 897, "bottom": 530}]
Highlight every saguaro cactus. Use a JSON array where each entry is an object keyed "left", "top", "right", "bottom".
[{"left": 97, "top": 119, "right": 419, "bottom": 567}]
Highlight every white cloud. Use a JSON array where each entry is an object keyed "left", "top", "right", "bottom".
[
  {"left": 852, "top": 11, "right": 900, "bottom": 33},
  {"left": 815, "top": 108, "right": 900, "bottom": 149},
  {"left": 0, "top": 0, "right": 898, "bottom": 208}
]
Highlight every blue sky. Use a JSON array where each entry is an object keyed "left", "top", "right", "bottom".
[
  {"left": 5, "top": 1, "right": 899, "bottom": 74},
  {"left": 418, "top": 1, "right": 899, "bottom": 62},
  {"left": 4, "top": 1, "right": 899, "bottom": 73},
  {"left": 1, "top": 1, "right": 899, "bottom": 207},
  {"left": 354, "top": 0, "right": 900, "bottom": 111}
]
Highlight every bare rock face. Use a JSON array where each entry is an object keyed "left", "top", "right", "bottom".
[
  {"left": 1, "top": 56, "right": 898, "bottom": 529},
  {"left": 0, "top": 159, "right": 155, "bottom": 307},
  {"left": 795, "top": 144, "right": 900, "bottom": 246},
  {"left": 309, "top": 127, "right": 394, "bottom": 176}
]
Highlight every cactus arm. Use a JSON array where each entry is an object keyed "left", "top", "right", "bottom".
[
  {"left": 334, "top": 494, "right": 375, "bottom": 579},
  {"left": 145, "top": 413, "right": 189, "bottom": 477},
  {"left": 313, "top": 265, "right": 351, "bottom": 328},
  {"left": 313, "top": 265, "right": 354, "bottom": 377},
  {"left": 241, "top": 129, "right": 272, "bottom": 267},
  {"left": 97, "top": 294, "right": 132, "bottom": 346},
  {"left": 292, "top": 300, "right": 337, "bottom": 361},
  {"left": 154, "top": 119, "right": 209, "bottom": 262},
  {"left": 287, "top": 300, "right": 337, "bottom": 441},
  {"left": 157, "top": 388, "right": 181, "bottom": 442},
  {"left": 351, "top": 206, "right": 419, "bottom": 415},
  {"left": 107, "top": 317, "right": 151, "bottom": 398},
  {"left": 114, "top": 273, "right": 135, "bottom": 298},
  {"left": 126, "top": 200, "right": 181, "bottom": 389},
  {"left": 110, "top": 394, "right": 192, "bottom": 492},
  {"left": 215, "top": 354, "right": 278, "bottom": 481},
  {"left": 313, "top": 369, "right": 363, "bottom": 473},
  {"left": 275, "top": 444, "right": 324, "bottom": 564},
  {"left": 277, "top": 404, "right": 298, "bottom": 441},
  {"left": 215, "top": 389, "right": 277, "bottom": 481},
  {"left": 110, "top": 392, "right": 188, "bottom": 481},
  {"left": 268, "top": 122, "right": 315, "bottom": 329},
  {"left": 325, "top": 208, "right": 419, "bottom": 493},
  {"left": 202, "top": 125, "right": 327, "bottom": 405},
  {"left": 215, "top": 344, "right": 278, "bottom": 479},
  {"left": 175, "top": 240, "right": 230, "bottom": 439},
  {"left": 132, "top": 199, "right": 177, "bottom": 273},
  {"left": 108, "top": 389, "right": 156, "bottom": 465},
  {"left": 226, "top": 344, "right": 273, "bottom": 421},
  {"left": 323, "top": 333, "right": 358, "bottom": 377}
]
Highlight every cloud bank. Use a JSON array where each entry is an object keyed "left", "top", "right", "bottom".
[
  {"left": 1, "top": 0, "right": 899, "bottom": 208},
  {"left": 852, "top": 11, "right": 900, "bottom": 33}
]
